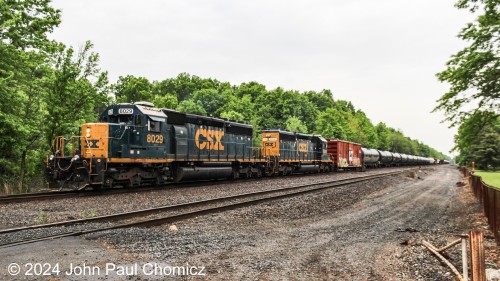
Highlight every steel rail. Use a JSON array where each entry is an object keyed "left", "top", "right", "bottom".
[{"left": 0, "top": 168, "right": 415, "bottom": 248}]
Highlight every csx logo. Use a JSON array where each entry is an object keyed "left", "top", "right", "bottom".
[
  {"left": 88, "top": 140, "right": 99, "bottom": 148},
  {"left": 195, "top": 128, "right": 224, "bottom": 150},
  {"left": 298, "top": 143, "right": 308, "bottom": 152}
]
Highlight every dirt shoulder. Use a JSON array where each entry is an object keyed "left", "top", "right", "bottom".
[
  {"left": 1, "top": 166, "right": 497, "bottom": 280},
  {"left": 91, "top": 165, "right": 492, "bottom": 280}
]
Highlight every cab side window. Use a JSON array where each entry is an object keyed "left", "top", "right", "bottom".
[
  {"left": 149, "top": 120, "right": 161, "bottom": 132},
  {"left": 135, "top": 115, "right": 142, "bottom": 126}
]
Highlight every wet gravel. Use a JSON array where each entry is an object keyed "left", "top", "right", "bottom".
[
  {"left": 2, "top": 166, "right": 480, "bottom": 281},
  {"left": 77, "top": 166, "right": 482, "bottom": 280},
  {"left": 0, "top": 222, "right": 116, "bottom": 246},
  {"left": 0, "top": 167, "right": 416, "bottom": 228}
]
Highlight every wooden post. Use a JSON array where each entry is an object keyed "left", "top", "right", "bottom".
[
  {"left": 470, "top": 231, "right": 485, "bottom": 281},
  {"left": 462, "top": 237, "right": 468, "bottom": 281}
]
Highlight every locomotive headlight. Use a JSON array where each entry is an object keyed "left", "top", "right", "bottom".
[
  {"left": 86, "top": 128, "right": 91, "bottom": 138},
  {"left": 49, "top": 155, "right": 54, "bottom": 161}
]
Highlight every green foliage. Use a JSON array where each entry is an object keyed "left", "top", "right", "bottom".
[
  {"left": 176, "top": 99, "right": 207, "bottom": 115},
  {"left": 0, "top": 0, "right": 61, "bottom": 50},
  {"left": 113, "top": 75, "right": 152, "bottom": 103},
  {"left": 190, "top": 88, "right": 230, "bottom": 117},
  {"left": 434, "top": 0, "right": 499, "bottom": 126},
  {"left": 350, "top": 111, "right": 378, "bottom": 148},
  {"left": 0, "top": 0, "right": 449, "bottom": 193},
  {"left": 375, "top": 122, "right": 391, "bottom": 150},
  {"left": 315, "top": 107, "right": 352, "bottom": 140},
  {"left": 0, "top": 0, "right": 63, "bottom": 191},
  {"left": 220, "top": 110, "right": 245, "bottom": 122},
  {"left": 285, "top": 116, "right": 307, "bottom": 133},
  {"left": 45, "top": 41, "right": 110, "bottom": 148},
  {"left": 458, "top": 114, "right": 500, "bottom": 169}
]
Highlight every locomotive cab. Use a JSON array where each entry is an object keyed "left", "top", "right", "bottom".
[
  {"left": 100, "top": 102, "right": 168, "bottom": 160},
  {"left": 46, "top": 102, "right": 170, "bottom": 190}
]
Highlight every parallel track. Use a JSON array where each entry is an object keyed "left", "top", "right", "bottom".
[
  {"left": 0, "top": 169, "right": 368, "bottom": 204},
  {"left": 0, "top": 180, "right": 228, "bottom": 204},
  {"left": 0, "top": 168, "right": 415, "bottom": 248}
]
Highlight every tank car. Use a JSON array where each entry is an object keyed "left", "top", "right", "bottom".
[{"left": 361, "top": 148, "right": 380, "bottom": 167}]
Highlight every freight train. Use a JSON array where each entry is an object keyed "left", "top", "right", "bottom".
[{"left": 46, "top": 102, "right": 437, "bottom": 190}]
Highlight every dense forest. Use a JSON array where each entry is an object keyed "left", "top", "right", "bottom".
[{"left": 1, "top": 0, "right": 449, "bottom": 192}]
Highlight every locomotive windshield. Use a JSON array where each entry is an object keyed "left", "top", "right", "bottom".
[{"left": 105, "top": 115, "right": 133, "bottom": 124}]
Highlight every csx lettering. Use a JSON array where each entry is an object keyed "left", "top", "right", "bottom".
[
  {"left": 195, "top": 129, "right": 224, "bottom": 150},
  {"left": 88, "top": 140, "right": 99, "bottom": 148}
]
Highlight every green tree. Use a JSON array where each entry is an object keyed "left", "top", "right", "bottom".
[
  {"left": 176, "top": 99, "right": 207, "bottom": 115},
  {"left": 235, "top": 81, "right": 267, "bottom": 100},
  {"left": 151, "top": 94, "right": 178, "bottom": 109},
  {"left": 220, "top": 110, "right": 245, "bottom": 121},
  {"left": 156, "top": 73, "right": 220, "bottom": 102},
  {"left": 304, "top": 89, "right": 335, "bottom": 112},
  {"left": 375, "top": 122, "right": 391, "bottom": 150},
  {"left": 454, "top": 112, "right": 499, "bottom": 166},
  {"left": 469, "top": 123, "right": 500, "bottom": 170},
  {"left": 220, "top": 94, "right": 255, "bottom": 122},
  {"left": 45, "top": 41, "right": 110, "bottom": 149},
  {"left": 350, "top": 110, "right": 378, "bottom": 148},
  {"left": 285, "top": 116, "right": 307, "bottom": 133},
  {"left": 434, "top": 0, "right": 499, "bottom": 126},
  {"left": 0, "top": 0, "right": 61, "bottom": 49},
  {"left": 315, "top": 108, "right": 352, "bottom": 140},
  {"left": 191, "top": 88, "right": 230, "bottom": 117},
  {"left": 113, "top": 75, "right": 152, "bottom": 103},
  {"left": 0, "top": 0, "right": 61, "bottom": 190}
]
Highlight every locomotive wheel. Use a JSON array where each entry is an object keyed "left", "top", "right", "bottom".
[{"left": 256, "top": 169, "right": 263, "bottom": 178}]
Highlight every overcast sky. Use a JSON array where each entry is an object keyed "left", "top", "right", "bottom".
[{"left": 49, "top": 0, "right": 475, "bottom": 155}]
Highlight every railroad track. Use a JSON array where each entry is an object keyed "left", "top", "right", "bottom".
[
  {"left": 0, "top": 171, "right": 339, "bottom": 204},
  {"left": 0, "top": 190, "right": 84, "bottom": 204},
  {"left": 0, "top": 168, "right": 415, "bottom": 248},
  {"left": 0, "top": 180, "right": 227, "bottom": 204},
  {"left": 0, "top": 166, "right": 407, "bottom": 204}
]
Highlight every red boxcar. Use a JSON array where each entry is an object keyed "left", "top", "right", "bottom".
[{"left": 327, "top": 139, "right": 362, "bottom": 170}]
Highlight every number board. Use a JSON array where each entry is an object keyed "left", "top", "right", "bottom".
[{"left": 118, "top": 108, "right": 134, "bottom": 115}]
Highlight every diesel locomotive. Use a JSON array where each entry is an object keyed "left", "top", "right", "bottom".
[{"left": 46, "top": 102, "right": 436, "bottom": 190}]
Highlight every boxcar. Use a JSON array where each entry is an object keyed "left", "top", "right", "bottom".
[{"left": 327, "top": 139, "right": 362, "bottom": 170}]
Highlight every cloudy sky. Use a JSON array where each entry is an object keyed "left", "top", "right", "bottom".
[{"left": 49, "top": 0, "right": 475, "bottom": 155}]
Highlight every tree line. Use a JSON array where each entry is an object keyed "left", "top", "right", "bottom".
[
  {"left": 434, "top": 0, "right": 499, "bottom": 170},
  {"left": 0, "top": 0, "right": 447, "bottom": 193},
  {"left": 113, "top": 73, "right": 448, "bottom": 159}
]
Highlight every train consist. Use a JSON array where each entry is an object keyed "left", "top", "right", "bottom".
[{"left": 46, "top": 102, "right": 438, "bottom": 190}]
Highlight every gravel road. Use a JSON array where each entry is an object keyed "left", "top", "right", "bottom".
[
  {"left": 90, "top": 165, "right": 475, "bottom": 280},
  {"left": 0, "top": 165, "right": 491, "bottom": 280}
]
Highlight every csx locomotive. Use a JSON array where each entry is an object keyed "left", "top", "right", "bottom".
[{"left": 46, "top": 102, "right": 436, "bottom": 190}]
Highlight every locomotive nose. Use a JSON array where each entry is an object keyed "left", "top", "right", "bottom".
[{"left": 81, "top": 123, "right": 109, "bottom": 159}]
